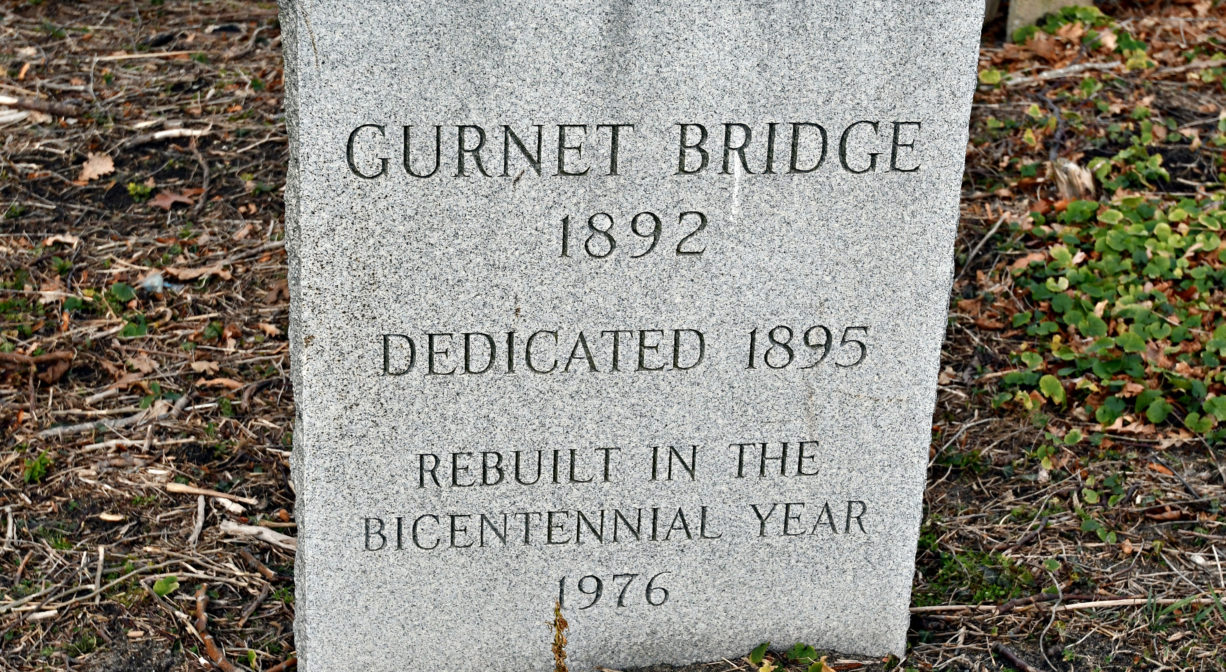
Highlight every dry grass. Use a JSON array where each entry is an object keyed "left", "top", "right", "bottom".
[{"left": 1, "top": 1, "right": 1224, "bottom": 671}]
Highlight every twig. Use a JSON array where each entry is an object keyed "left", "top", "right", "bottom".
[
  {"left": 239, "top": 549, "right": 278, "bottom": 582},
  {"left": 997, "top": 590, "right": 1098, "bottom": 614},
  {"left": 0, "top": 95, "right": 82, "bottom": 118},
  {"left": 1005, "top": 61, "right": 1120, "bottom": 87},
  {"left": 121, "top": 127, "right": 210, "bottom": 149},
  {"left": 237, "top": 582, "right": 271, "bottom": 628},
  {"left": 1156, "top": 58, "right": 1225, "bottom": 75},
  {"left": 1152, "top": 455, "right": 1200, "bottom": 499},
  {"left": 194, "top": 584, "right": 236, "bottom": 672},
  {"left": 36, "top": 390, "right": 189, "bottom": 440},
  {"left": 0, "top": 350, "right": 73, "bottom": 371},
  {"left": 188, "top": 495, "right": 206, "bottom": 547},
  {"left": 219, "top": 520, "right": 296, "bottom": 550},
  {"left": 991, "top": 643, "right": 1041, "bottom": 672},
  {"left": 955, "top": 214, "right": 1008, "bottom": 282},
  {"left": 167, "top": 482, "right": 258, "bottom": 506},
  {"left": 94, "top": 50, "right": 201, "bottom": 62},
  {"left": 1059, "top": 595, "right": 1226, "bottom": 611},
  {"left": 93, "top": 546, "right": 105, "bottom": 606},
  {"left": 909, "top": 604, "right": 999, "bottom": 614},
  {"left": 993, "top": 516, "right": 1049, "bottom": 552},
  {"left": 265, "top": 658, "right": 297, "bottom": 672}
]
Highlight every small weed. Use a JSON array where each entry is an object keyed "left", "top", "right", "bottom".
[
  {"left": 127, "top": 181, "right": 153, "bottom": 203},
  {"left": 23, "top": 451, "right": 52, "bottom": 484}
]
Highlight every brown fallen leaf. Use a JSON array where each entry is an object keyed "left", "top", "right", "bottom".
[
  {"left": 37, "top": 276, "right": 66, "bottom": 305},
  {"left": 110, "top": 372, "right": 144, "bottom": 391},
  {"left": 1097, "top": 30, "right": 1117, "bottom": 53},
  {"left": 149, "top": 190, "right": 195, "bottom": 210},
  {"left": 1051, "top": 158, "right": 1095, "bottom": 201},
  {"left": 1010, "top": 251, "right": 1046, "bottom": 271},
  {"left": 264, "top": 279, "right": 289, "bottom": 305},
  {"left": 1147, "top": 462, "right": 1174, "bottom": 476},
  {"left": 127, "top": 354, "right": 158, "bottom": 374},
  {"left": 200, "top": 377, "right": 244, "bottom": 390},
  {"left": 76, "top": 152, "right": 114, "bottom": 184},
  {"left": 42, "top": 233, "right": 81, "bottom": 248},
  {"left": 1145, "top": 507, "right": 1184, "bottom": 522},
  {"left": 255, "top": 322, "right": 281, "bottom": 337},
  {"left": 36, "top": 356, "right": 72, "bottom": 384},
  {"left": 190, "top": 360, "right": 220, "bottom": 374},
  {"left": 956, "top": 298, "right": 982, "bottom": 317},
  {"left": 164, "top": 263, "right": 232, "bottom": 281},
  {"left": 1027, "top": 32, "right": 1063, "bottom": 64}
]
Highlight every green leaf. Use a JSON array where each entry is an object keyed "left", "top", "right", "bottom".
[
  {"left": 1146, "top": 398, "right": 1172, "bottom": 424},
  {"left": 1082, "top": 488, "right": 1100, "bottom": 504},
  {"left": 749, "top": 642, "right": 769, "bottom": 666},
  {"left": 152, "top": 575, "right": 179, "bottom": 597},
  {"left": 1204, "top": 396, "right": 1226, "bottom": 422},
  {"left": 1115, "top": 331, "right": 1146, "bottom": 353},
  {"left": 109, "top": 282, "right": 136, "bottom": 302},
  {"left": 979, "top": 68, "right": 1004, "bottom": 85},
  {"left": 1020, "top": 351, "right": 1043, "bottom": 370},
  {"left": 120, "top": 315, "right": 148, "bottom": 339},
  {"left": 786, "top": 643, "right": 817, "bottom": 662},
  {"left": 1095, "top": 396, "right": 1126, "bottom": 425},
  {"left": 1184, "top": 412, "right": 1215, "bottom": 434},
  {"left": 1064, "top": 200, "right": 1099, "bottom": 223},
  {"left": 1039, "top": 375, "right": 1066, "bottom": 404}
]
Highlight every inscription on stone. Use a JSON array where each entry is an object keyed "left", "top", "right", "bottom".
[{"left": 279, "top": 2, "right": 982, "bottom": 670}]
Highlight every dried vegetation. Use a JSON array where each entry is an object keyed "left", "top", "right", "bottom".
[{"left": 0, "top": 1, "right": 1224, "bottom": 671}]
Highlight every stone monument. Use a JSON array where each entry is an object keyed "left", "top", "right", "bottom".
[{"left": 278, "top": 2, "right": 982, "bottom": 670}]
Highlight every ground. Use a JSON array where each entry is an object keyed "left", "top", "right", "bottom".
[{"left": 1, "top": 1, "right": 1225, "bottom": 671}]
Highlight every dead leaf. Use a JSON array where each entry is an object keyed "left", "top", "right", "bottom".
[
  {"left": 1028, "top": 32, "right": 1063, "bottom": 63},
  {"left": 1147, "top": 462, "right": 1174, "bottom": 476},
  {"left": 1146, "top": 507, "right": 1184, "bottom": 522},
  {"left": 164, "top": 263, "right": 231, "bottom": 281},
  {"left": 37, "top": 276, "right": 66, "bottom": 305},
  {"left": 1097, "top": 30, "right": 1117, "bottom": 52},
  {"left": 36, "top": 356, "right": 72, "bottom": 384},
  {"left": 149, "top": 190, "right": 195, "bottom": 210},
  {"left": 1055, "top": 22, "right": 1085, "bottom": 42},
  {"left": 974, "top": 317, "right": 1005, "bottom": 330},
  {"left": 190, "top": 360, "right": 220, "bottom": 374},
  {"left": 76, "top": 152, "right": 114, "bottom": 184},
  {"left": 99, "top": 512, "right": 125, "bottom": 522},
  {"left": 264, "top": 279, "right": 289, "bottom": 305},
  {"left": 41, "top": 233, "right": 80, "bottom": 248},
  {"left": 1011, "top": 252, "right": 1046, "bottom": 270},
  {"left": 255, "top": 322, "right": 282, "bottom": 337},
  {"left": 1143, "top": 341, "right": 1173, "bottom": 368},
  {"left": 956, "top": 298, "right": 982, "bottom": 317},
  {"left": 1120, "top": 381, "right": 1145, "bottom": 397},
  {"left": 1051, "top": 159, "right": 1095, "bottom": 200},
  {"left": 232, "top": 223, "right": 255, "bottom": 241},
  {"left": 110, "top": 372, "right": 144, "bottom": 391},
  {"left": 200, "top": 377, "right": 244, "bottom": 390},
  {"left": 127, "top": 354, "right": 157, "bottom": 373}
]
